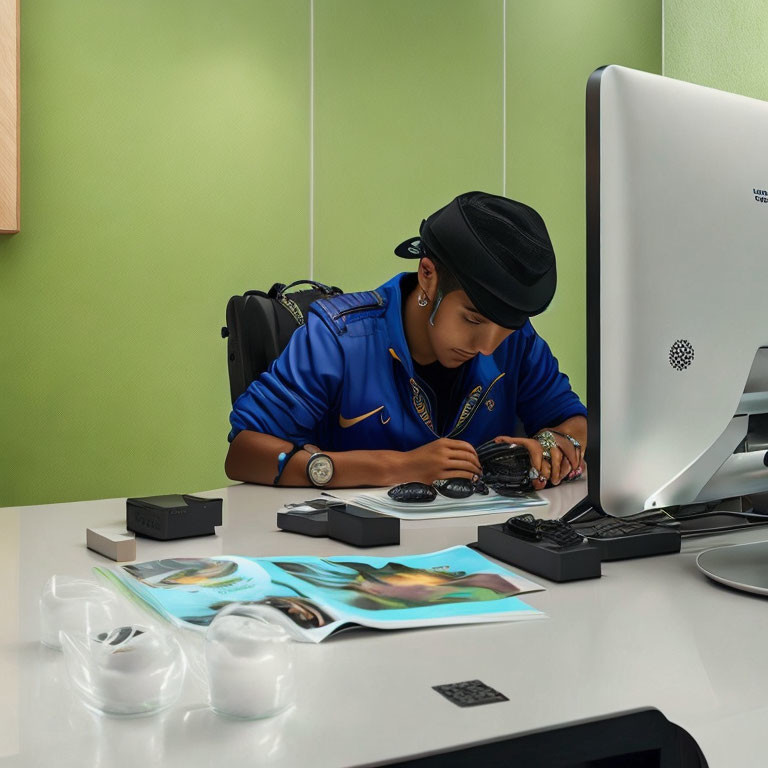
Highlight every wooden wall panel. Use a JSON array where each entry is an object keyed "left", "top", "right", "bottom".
[{"left": 0, "top": 0, "right": 18, "bottom": 233}]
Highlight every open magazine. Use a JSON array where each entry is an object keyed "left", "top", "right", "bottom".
[{"left": 94, "top": 546, "right": 545, "bottom": 643}]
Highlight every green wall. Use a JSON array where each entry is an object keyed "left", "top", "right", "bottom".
[
  {"left": 665, "top": 0, "right": 768, "bottom": 100},
  {"left": 314, "top": 0, "right": 504, "bottom": 291},
  {"left": 0, "top": 1, "right": 661, "bottom": 508},
  {"left": 505, "top": 0, "right": 661, "bottom": 404},
  {"left": 1, "top": 0, "right": 311, "bottom": 507}
]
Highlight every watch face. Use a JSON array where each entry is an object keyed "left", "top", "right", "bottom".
[{"left": 308, "top": 454, "right": 333, "bottom": 486}]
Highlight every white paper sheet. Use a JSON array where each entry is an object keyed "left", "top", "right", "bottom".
[{"left": 330, "top": 487, "right": 547, "bottom": 520}]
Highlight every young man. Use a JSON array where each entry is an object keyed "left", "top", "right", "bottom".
[{"left": 225, "top": 191, "right": 587, "bottom": 491}]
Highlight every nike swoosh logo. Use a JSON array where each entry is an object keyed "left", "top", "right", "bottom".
[{"left": 339, "top": 405, "right": 385, "bottom": 428}]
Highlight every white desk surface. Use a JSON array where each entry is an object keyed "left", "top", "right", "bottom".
[{"left": 2, "top": 480, "right": 768, "bottom": 768}]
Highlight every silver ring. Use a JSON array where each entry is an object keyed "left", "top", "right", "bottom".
[
  {"left": 541, "top": 450, "right": 551, "bottom": 462},
  {"left": 554, "top": 431, "right": 581, "bottom": 450},
  {"left": 565, "top": 434, "right": 581, "bottom": 449},
  {"left": 536, "top": 430, "right": 558, "bottom": 452}
]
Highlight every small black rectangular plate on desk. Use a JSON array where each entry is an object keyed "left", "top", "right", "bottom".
[
  {"left": 126, "top": 494, "right": 222, "bottom": 540},
  {"left": 473, "top": 523, "right": 601, "bottom": 582},
  {"left": 571, "top": 523, "right": 681, "bottom": 561},
  {"left": 327, "top": 504, "right": 400, "bottom": 547},
  {"left": 433, "top": 680, "right": 508, "bottom": 708}
]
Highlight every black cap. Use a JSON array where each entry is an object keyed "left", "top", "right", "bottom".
[{"left": 394, "top": 191, "right": 557, "bottom": 329}]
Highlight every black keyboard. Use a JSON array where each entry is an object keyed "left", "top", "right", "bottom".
[
  {"left": 538, "top": 520, "right": 585, "bottom": 548},
  {"left": 504, "top": 514, "right": 584, "bottom": 549},
  {"left": 575, "top": 517, "right": 655, "bottom": 539},
  {"left": 569, "top": 515, "right": 681, "bottom": 560}
]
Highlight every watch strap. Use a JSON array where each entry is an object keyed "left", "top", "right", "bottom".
[{"left": 273, "top": 443, "right": 305, "bottom": 486}]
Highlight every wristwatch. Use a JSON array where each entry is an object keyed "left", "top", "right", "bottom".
[{"left": 306, "top": 451, "right": 334, "bottom": 487}]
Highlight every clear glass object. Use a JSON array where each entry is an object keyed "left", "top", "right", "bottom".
[
  {"left": 59, "top": 624, "right": 186, "bottom": 717},
  {"left": 39, "top": 576, "right": 119, "bottom": 650},
  {"left": 205, "top": 604, "right": 296, "bottom": 719}
]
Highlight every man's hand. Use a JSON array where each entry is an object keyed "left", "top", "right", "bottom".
[
  {"left": 492, "top": 434, "right": 584, "bottom": 490},
  {"left": 399, "top": 438, "right": 483, "bottom": 484}
]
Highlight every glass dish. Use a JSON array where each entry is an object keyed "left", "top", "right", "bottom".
[{"left": 205, "top": 604, "right": 295, "bottom": 720}]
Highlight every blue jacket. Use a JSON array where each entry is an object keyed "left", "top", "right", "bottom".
[{"left": 229, "top": 273, "right": 586, "bottom": 450}]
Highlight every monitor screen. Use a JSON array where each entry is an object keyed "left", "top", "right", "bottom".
[{"left": 581, "top": 65, "right": 768, "bottom": 520}]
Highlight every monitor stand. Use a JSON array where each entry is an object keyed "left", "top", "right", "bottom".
[{"left": 696, "top": 540, "right": 768, "bottom": 596}]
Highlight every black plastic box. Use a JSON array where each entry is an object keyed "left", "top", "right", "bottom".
[
  {"left": 276, "top": 498, "right": 346, "bottom": 538},
  {"left": 277, "top": 509, "right": 330, "bottom": 537},
  {"left": 474, "top": 523, "right": 601, "bottom": 582},
  {"left": 327, "top": 505, "right": 400, "bottom": 547},
  {"left": 126, "top": 494, "right": 222, "bottom": 540}
]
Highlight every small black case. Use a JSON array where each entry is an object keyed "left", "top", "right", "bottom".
[
  {"left": 276, "top": 498, "right": 346, "bottom": 537},
  {"left": 277, "top": 509, "right": 330, "bottom": 537},
  {"left": 473, "top": 523, "right": 601, "bottom": 582},
  {"left": 327, "top": 504, "right": 400, "bottom": 547},
  {"left": 126, "top": 494, "right": 222, "bottom": 541}
]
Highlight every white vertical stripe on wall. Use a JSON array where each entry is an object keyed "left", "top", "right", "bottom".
[
  {"left": 310, "top": 0, "right": 316, "bottom": 279},
  {"left": 661, "top": 0, "right": 665, "bottom": 75}
]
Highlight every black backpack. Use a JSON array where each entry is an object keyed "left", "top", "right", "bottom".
[{"left": 221, "top": 280, "right": 343, "bottom": 405}]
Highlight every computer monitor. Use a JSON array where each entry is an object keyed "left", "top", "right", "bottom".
[{"left": 573, "top": 65, "right": 768, "bottom": 531}]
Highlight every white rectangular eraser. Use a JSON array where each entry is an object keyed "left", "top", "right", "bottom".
[{"left": 86, "top": 526, "right": 137, "bottom": 562}]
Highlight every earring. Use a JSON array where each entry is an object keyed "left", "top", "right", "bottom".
[
  {"left": 428, "top": 288, "right": 444, "bottom": 327},
  {"left": 417, "top": 292, "right": 429, "bottom": 308}
]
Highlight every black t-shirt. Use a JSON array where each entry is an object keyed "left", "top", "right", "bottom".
[
  {"left": 413, "top": 358, "right": 467, "bottom": 435},
  {"left": 401, "top": 274, "right": 468, "bottom": 435}
]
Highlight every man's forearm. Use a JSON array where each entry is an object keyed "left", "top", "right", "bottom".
[
  {"left": 225, "top": 430, "right": 405, "bottom": 488},
  {"left": 548, "top": 415, "right": 587, "bottom": 449}
]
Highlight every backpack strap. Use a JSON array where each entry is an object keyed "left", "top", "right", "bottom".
[
  {"left": 275, "top": 292, "right": 305, "bottom": 326},
  {"left": 269, "top": 281, "right": 342, "bottom": 327}
]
